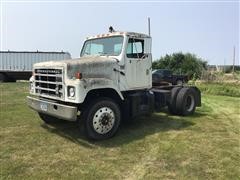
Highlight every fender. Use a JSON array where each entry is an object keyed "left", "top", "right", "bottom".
[{"left": 79, "top": 77, "right": 124, "bottom": 102}]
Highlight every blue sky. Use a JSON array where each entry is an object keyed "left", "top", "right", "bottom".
[{"left": 0, "top": 1, "right": 239, "bottom": 65}]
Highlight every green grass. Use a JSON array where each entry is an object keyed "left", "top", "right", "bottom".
[
  {"left": 0, "top": 83, "right": 240, "bottom": 179},
  {"left": 195, "top": 82, "right": 240, "bottom": 97}
]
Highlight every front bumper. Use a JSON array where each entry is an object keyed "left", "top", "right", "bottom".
[{"left": 27, "top": 96, "right": 78, "bottom": 121}]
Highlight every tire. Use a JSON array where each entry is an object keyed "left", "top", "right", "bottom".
[
  {"left": 168, "top": 87, "right": 181, "bottom": 115},
  {"left": 176, "top": 87, "right": 197, "bottom": 116},
  {"left": 176, "top": 79, "right": 183, "bottom": 85},
  {"left": 8, "top": 78, "right": 16, "bottom": 82},
  {"left": 0, "top": 73, "right": 6, "bottom": 82},
  {"left": 81, "top": 98, "right": 121, "bottom": 140},
  {"left": 38, "top": 113, "right": 63, "bottom": 124}
]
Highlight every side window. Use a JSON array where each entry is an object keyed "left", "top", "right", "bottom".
[{"left": 126, "top": 38, "right": 144, "bottom": 58}]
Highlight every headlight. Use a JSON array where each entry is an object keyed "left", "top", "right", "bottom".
[
  {"left": 29, "top": 76, "right": 34, "bottom": 93},
  {"left": 68, "top": 86, "right": 75, "bottom": 98},
  {"left": 30, "top": 82, "right": 34, "bottom": 92}
]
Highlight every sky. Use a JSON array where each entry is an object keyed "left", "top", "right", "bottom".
[{"left": 0, "top": 0, "right": 239, "bottom": 65}]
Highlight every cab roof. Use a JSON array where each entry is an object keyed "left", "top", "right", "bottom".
[{"left": 86, "top": 31, "right": 151, "bottom": 40}]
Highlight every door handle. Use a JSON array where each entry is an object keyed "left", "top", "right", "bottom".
[
  {"left": 113, "top": 68, "right": 125, "bottom": 76},
  {"left": 146, "top": 69, "right": 149, "bottom": 75}
]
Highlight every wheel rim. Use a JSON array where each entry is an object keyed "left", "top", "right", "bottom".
[
  {"left": 92, "top": 107, "right": 115, "bottom": 134},
  {"left": 185, "top": 94, "right": 195, "bottom": 112},
  {"left": 177, "top": 80, "right": 183, "bottom": 85}
]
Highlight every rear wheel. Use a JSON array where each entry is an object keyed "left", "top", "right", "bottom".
[
  {"left": 8, "top": 78, "right": 16, "bottom": 82},
  {"left": 80, "top": 98, "right": 121, "bottom": 140},
  {"left": 176, "top": 79, "right": 183, "bottom": 85},
  {"left": 38, "top": 113, "right": 63, "bottom": 124},
  {"left": 0, "top": 73, "right": 6, "bottom": 82},
  {"left": 176, "top": 87, "right": 197, "bottom": 116},
  {"left": 168, "top": 87, "right": 181, "bottom": 115}
]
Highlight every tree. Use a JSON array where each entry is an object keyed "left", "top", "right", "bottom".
[{"left": 152, "top": 52, "right": 207, "bottom": 79}]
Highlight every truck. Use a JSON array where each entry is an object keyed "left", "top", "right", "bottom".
[
  {"left": 152, "top": 69, "right": 188, "bottom": 86},
  {"left": 27, "top": 30, "right": 201, "bottom": 140},
  {"left": 0, "top": 51, "right": 71, "bottom": 82}
]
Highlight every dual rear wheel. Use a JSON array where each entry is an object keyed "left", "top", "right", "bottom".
[{"left": 168, "top": 87, "right": 197, "bottom": 116}]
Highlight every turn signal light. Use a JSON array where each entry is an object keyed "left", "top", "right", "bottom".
[{"left": 75, "top": 72, "right": 82, "bottom": 79}]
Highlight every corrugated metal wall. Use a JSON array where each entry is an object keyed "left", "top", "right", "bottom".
[{"left": 0, "top": 51, "right": 71, "bottom": 71}]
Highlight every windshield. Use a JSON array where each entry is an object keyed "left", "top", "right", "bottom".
[{"left": 81, "top": 36, "right": 124, "bottom": 57}]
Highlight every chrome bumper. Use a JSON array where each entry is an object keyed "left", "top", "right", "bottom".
[{"left": 27, "top": 96, "right": 78, "bottom": 121}]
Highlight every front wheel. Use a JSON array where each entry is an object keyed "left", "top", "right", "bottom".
[{"left": 81, "top": 98, "right": 121, "bottom": 140}]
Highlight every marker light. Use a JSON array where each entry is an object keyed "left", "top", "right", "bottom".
[{"left": 75, "top": 72, "right": 82, "bottom": 79}]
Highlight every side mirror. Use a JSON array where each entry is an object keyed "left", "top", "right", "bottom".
[
  {"left": 138, "top": 54, "right": 148, "bottom": 61},
  {"left": 142, "top": 54, "right": 148, "bottom": 59}
]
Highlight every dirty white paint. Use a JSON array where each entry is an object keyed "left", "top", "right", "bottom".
[{"left": 31, "top": 32, "right": 152, "bottom": 104}]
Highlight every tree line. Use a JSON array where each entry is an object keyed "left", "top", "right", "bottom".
[{"left": 152, "top": 52, "right": 208, "bottom": 79}]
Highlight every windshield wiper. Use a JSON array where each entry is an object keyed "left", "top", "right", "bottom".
[{"left": 98, "top": 52, "right": 108, "bottom": 56}]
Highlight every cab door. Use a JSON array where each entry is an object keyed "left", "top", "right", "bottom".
[{"left": 124, "top": 37, "right": 152, "bottom": 89}]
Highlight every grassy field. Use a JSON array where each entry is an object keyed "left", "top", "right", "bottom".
[
  {"left": 194, "top": 82, "right": 240, "bottom": 97},
  {"left": 0, "top": 83, "right": 239, "bottom": 179}
]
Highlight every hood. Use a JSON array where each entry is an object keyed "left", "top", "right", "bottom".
[{"left": 34, "top": 56, "right": 117, "bottom": 79}]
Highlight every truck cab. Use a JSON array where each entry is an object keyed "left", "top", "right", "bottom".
[
  {"left": 80, "top": 32, "right": 152, "bottom": 91},
  {"left": 27, "top": 30, "right": 201, "bottom": 140}
]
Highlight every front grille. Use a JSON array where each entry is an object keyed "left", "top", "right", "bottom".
[{"left": 34, "top": 68, "right": 64, "bottom": 99}]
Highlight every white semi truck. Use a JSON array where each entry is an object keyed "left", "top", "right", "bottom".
[{"left": 27, "top": 30, "right": 201, "bottom": 140}]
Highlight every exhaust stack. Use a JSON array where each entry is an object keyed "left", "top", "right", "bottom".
[{"left": 148, "top": 17, "right": 151, "bottom": 36}]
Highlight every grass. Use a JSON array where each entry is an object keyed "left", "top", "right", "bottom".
[
  {"left": 194, "top": 82, "right": 240, "bottom": 97},
  {"left": 0, "top": 82, "right": 240, "bottom": 179}
]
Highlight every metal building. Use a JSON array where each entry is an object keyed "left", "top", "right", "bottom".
[{"left": 0, "top": 51, "right": 71, "bottom": 82}]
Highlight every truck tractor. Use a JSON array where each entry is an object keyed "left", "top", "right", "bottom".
[{"left": 27, "top": 30, "right": 201, "bottom": 140}]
